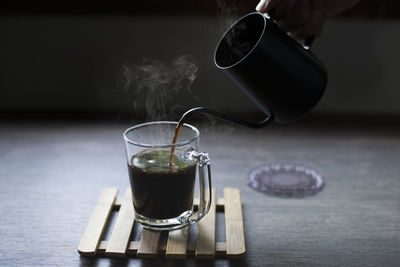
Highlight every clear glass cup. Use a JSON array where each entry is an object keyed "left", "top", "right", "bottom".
[{"left": 123, "top": 121, "right": 212, "bottom": 231}]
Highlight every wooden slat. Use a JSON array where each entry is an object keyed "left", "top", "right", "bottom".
[
  {"left": 224, "top": 187, "right": 246, "bottom": 258},
  {"left": 125, "top": 241, "right": 140, "bottom": 255},
  {"left": 195, "top": 188, "right": 217, "bottom": 258},
  {"left": 186, "top": 242, "right": 226, "bottom": 257},
  {"left": 165, "top": 227, "right": 189, "bottom": 258},
  {"left": 114, "top": 198, "right": 122, "bottom": 207},
  {"left": 105, "top": 189, "right": 135, "bottom": 257},
  {"left": 99, "top": 241, "right": 140, "bottom": 254},
  {"left": 137, "top": 229, "right": 161, "bottom": 258},
  {"left": 194, "top": 197, "right": 224, "bottom": 207},
  {"left": 98, "top": 241, "right": 108, "bottom": 252},
  {"left": 78, "top": 188, "right": 118, "bottom": 256},
  {"left": 216, "top": 198, "right": 224, "bottom": 207},
  {"left": 215, "top": 242, "right": 227, "bottom": 256},
  {"left": 99, "top": 241, "right": 227, "bottom": 256}
]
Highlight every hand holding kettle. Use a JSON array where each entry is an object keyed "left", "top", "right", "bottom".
[{"left": 256, "top": 0, "right": 361, "bottom": 39}]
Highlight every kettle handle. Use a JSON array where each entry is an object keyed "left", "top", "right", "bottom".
[
  {"left": 303, "top": 36, "right": 314, "bottom": 50},
  {"left": 262, "top": 12, "right": 314, "bottom": 50}
]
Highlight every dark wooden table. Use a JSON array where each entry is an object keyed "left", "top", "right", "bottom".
[{"left": 1, "top": 119, "right": 399, "bottom": 266}]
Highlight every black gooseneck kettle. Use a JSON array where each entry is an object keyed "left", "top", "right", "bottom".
[{"left": 179, "top": 12, "right": 327, "bottom": 128}]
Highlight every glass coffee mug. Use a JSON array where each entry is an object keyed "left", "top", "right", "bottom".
[{"left": 123, "top": 121, "right": 212, "bottom": 231}]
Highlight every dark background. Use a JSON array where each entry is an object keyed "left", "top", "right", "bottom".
[
  {"left": 1, "top": 0, "right": 400, "bottom": 121},
  {"left": 1, "top": 2, "right": 400, "bottom": 266}
]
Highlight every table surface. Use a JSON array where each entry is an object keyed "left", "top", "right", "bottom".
[{"left": 1, "top": 119, "right": 400, "bottom": 267}]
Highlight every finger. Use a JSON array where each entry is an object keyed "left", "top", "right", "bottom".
[
  {"left": 257, "top": 0, "right": 281, "bottom": 14},
  {"left": 256, "top": 0, "right": 268, "bottom": 13},
  {"left": 272, "top": 0, "right": 297, "bottom": 20},
  {"left": 275, "top": 0, "right": 310, "bottom": 33}
]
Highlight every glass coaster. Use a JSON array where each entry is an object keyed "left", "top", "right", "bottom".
[{"left": 247, "top": 163, "right": 324, "bottom": 197}]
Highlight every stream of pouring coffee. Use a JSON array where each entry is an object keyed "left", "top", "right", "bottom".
[
  {"left": 169, "top": 107, "right": 274, "bottom": 170},
  {"left": 169, "top": 118, "right": 185, "bottom": 170}
]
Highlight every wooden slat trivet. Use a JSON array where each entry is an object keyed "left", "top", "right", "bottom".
[{"left": 78, "top": 187, "right": 246, "bottom": 258}]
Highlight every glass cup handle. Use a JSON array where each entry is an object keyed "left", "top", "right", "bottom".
[{"left": 188, "top": 151, "right": 212, "bottom": 224}]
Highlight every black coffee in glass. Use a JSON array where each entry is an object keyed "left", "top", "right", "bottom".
[{"left": 128, "top": 149, "right": 196, "bottom": 219}]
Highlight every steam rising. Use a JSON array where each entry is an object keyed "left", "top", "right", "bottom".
[
  {"left": 120, "top": 55, "right": 199, "bottom": 121},
  {"left": 102, "top": 2, "right": 247, "bottom": 137},
  {"left": 216, "top": 0, "right": 243, "bottom": 34}
]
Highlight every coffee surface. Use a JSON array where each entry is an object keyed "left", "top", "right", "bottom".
[{"left": 129, "top": 149, "right": 196, "bottom": 219}]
